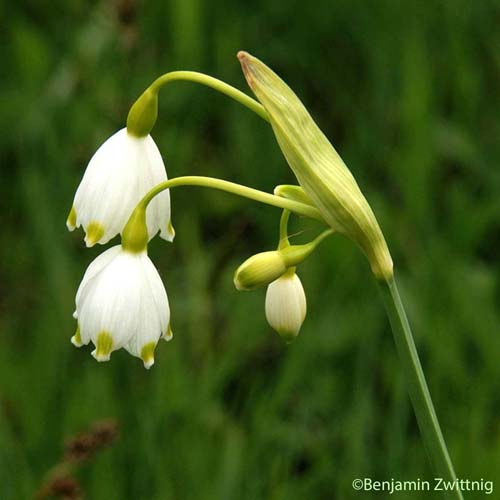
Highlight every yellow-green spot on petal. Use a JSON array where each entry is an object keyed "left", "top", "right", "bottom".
[
  {"left": 85, "top": 221, "right": 105, "bottom": 247},
  {"left": 66, "top": 206, "right": 77, "bottom": 231},
  {"left": 93, "top": 331, "right": 113, "bottom": 361},
  {"left": 141, "top": 342, "right": 156, "bottom": 369},
  {"left": 71, "top": 324, "right": 82, "bottom": 347}
]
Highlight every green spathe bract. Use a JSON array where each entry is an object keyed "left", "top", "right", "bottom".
[{"left": 238, "top": 51, "right": 393, "bottom": 281}]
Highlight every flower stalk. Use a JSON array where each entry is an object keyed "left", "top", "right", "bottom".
[
  {"left": 127, "top": 71, "right": 269, "bottom": 137},
  {"left": 378, "top": 277, "right": 463, "bottom": 500},
  {"left": 133, "top": 175, "right": 324, "bottom": 221}
]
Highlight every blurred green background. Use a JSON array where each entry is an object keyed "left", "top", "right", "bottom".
[{"left": 1, "top": 0, "right": 499, "bottom": 498}]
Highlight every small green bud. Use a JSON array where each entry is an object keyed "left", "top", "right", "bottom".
[
  {"left": 121, "top": 205, "right": 148, "bottom": 253},
  {"left": 234, "top": 233, "right": 332, "bottom": 291},
  {"left": 238, "top": 51, "right": 393, "bottom": 280},
  {"left": 126, "top": 88, "right": 159, "bottom": 137},
  {"left": 234, "top": 251, "right": 287, "bottom": 291}
]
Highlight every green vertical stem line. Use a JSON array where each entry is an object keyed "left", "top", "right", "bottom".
[
  {"left": 278, "top": 209, "right": 290, "bottom": 249},
  {"left": 378, "top": 276, "right": 463, "bottom": 500}
]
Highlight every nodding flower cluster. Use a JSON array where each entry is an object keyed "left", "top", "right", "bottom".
[
  {"left": 67, "top": 52, "right": 391, "bottom": 367},
  {"left": 68, "top": 127, "right": 174, "bottom": 369}
]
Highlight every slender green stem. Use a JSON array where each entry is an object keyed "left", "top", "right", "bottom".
[
  {"left": 378, "top": 276, "right": 462, "bottom": 500},
  {"left": 313, "top": 228, "right": 335, "bottom": 246},
  {"left": 139, "top": 176, "right": 323, "bottom": 221},
  {"left": 278, "top": 209, "right": 291, "bottom": 249},
  {"left": 150, "top": 71, "right": 269, "bottom": 122}
]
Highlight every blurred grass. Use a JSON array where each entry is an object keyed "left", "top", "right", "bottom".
[{"left": 1, "top": 0, "right": 499, "bottom": 498}]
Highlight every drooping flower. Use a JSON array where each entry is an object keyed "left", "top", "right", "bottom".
[
  {"left": 66, "top": 128, "right": 174, "bottom": 247},
  {"left": 265, "top": 270, "right": 307, "bottom": 342},
  {"left": 71, "top": 245, "right": 172, "bottom": 368}
]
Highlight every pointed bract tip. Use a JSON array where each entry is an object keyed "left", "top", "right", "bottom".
[
  {"left": 85, "top": 221, "right": 105, "bottom": 247},
  {"left": 237, "top": 51, "right": 257, "bottom": 88},
  {"left": 237, "top": 50, "right": 250, "bottom": 62}
]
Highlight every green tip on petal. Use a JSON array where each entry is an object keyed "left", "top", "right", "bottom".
[
  {"left": 162, "top": 325, "right": 173, "bottom": 342},
  {"left": 278, "top": 329, "right": 298, "bottom": 344},
  {"left": 71, "top": 324, "right": 82, "bottom": 347},
  {"left": 66, "top": 206, "right": 77, "bottom": 231},
  {"left": 92, "top": 331, "right": 113, "bottom": 362},
  {"left": 85, "top": 221, "right": 105, "bottom": 247},
  {"left": 140, "top": 342, "right": 156, "bottom": 369},
  {"left": 167, "top": 221, "right": 175, "bottom": 241}
]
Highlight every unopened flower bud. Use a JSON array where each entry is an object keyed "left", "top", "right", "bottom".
[
  {"left": 233, "top": 251, "right": 287, "bottom": 291},
  {"left": 265, "top": 270, "right": 307, "bottom": 342},
  {"left": 234, "top": 231, "right": 333, "bottom": 291}
]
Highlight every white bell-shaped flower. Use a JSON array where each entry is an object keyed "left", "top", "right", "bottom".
[
  {"left": 67, "top": 128, "right": 174, "bottom": 246},
  {"left": 265, "top": 270, "right": 307, "bottom": 342},
  {"left": 71, "top": 245, "right": 172, "bottom": 368}
]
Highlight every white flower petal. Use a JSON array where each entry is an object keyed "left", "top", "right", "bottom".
[
  {"left": 75, "top": 245, "right": 122, "bottom": 305},
  {"left": 124, "top": 255, "right": 170, "bottom": 368},
  {"left": 141, "top": 136, "right": 174, "bottom": 242}
]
